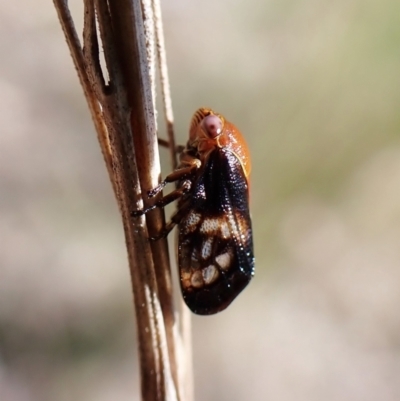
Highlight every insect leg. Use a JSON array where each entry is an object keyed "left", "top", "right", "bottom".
[
  {"left": 148, "top": 160, "right": 200, "bottom": 198},
  {"left": 158, "top": 138, "right": 169, "bottom": 148},
  {"left": 150, "top": 199, "right": 192, "bottom": 240},
  {"left": 132, "top": 180, "right": 191, "bottom": 217}
]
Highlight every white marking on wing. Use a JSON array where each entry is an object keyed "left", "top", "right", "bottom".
[
  {"left": 201, "top": 237, "right": 214, "bottom": 259},
  {"left": 220, "top": 221, "right": 231, "bottom": 238},
  {"left": 200, "top": 218, "right": 220, "bottom": 234},
  {"left": 191, "top": 271, "right": 204, "bottom": 288},
  {"left": 184, "top": 212, "right": 202, "bottom": 233},
  {"left": 202, "top": 264, "right": 219, "bottom": 285},
  {"left": 215, "top": 250, "right": 233, "bottom": 270}
]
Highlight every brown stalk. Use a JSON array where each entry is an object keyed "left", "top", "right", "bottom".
[
  {"left": 152, "top": 0, "right": 193, "bottom": 398},
  {"left": 52, "top": 1, "right": 189, "bottom": 400}
]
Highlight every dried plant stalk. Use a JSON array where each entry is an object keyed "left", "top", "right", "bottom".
[
  {"left": 152, "top": 0, "right": 193, "bottom": 398},
  {"left": 52, "top": 0, "right": 190, "bottom": 400},
  {"left": 153, "top": 0, "right": 177, "bottom": 170}
]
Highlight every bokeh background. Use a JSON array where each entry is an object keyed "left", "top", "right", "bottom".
[{"left": 1, "top": 0, "right": 400, "bottom": 400}]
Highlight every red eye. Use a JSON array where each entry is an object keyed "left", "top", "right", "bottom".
[{"left": 203, "top": 115, "right": 223, "bottom": 138}]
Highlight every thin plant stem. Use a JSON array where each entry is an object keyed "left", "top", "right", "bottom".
[
  {"left": 52, "top": 0, "right": 188, "bottom": 400},
  {"left": 152, "top": 1, "right": 193, "bottom": 400},
  {"left": 152, "top": 0, "right": 177, "bottom": 170}
]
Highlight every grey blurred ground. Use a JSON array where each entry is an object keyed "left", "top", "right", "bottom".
[{"left": 1, "top": 1, "right": 400, "bottom": 400}]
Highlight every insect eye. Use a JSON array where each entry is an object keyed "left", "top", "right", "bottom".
[{"left": 202, "top": 115, "right": 223, "bottom": 138}]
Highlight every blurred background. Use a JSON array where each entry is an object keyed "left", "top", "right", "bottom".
[{"left": 1, "top": 0, "right": 400, "bottom": 400}]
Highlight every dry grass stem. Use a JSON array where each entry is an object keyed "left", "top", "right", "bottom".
[
  {"left": 52, "top": 0, "right": 190, "bottom": 400},
  {"left": 153, "top": 0, "right": 177, "bottom": 170}
]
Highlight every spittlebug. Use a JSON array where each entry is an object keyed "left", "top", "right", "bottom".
[{"left": 133, "top": 108, "right": 254, "bottom": 315}]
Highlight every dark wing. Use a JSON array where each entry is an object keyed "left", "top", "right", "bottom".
[{"left": 178, "top": 147, "right": 254, "bottom": 315}]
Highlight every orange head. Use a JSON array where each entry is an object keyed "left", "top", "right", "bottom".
[{"left": 188, "top": 108, "right": 251, "bottom": 178}]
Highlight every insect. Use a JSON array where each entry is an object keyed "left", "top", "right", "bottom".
[{"left": 133, "top": 108, "right": 254, "bottom": 315}]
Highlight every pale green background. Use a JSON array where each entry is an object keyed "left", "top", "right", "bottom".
[{"left": 1, "top": 1, "right": 400, "bottom": 400}]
